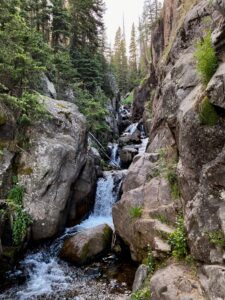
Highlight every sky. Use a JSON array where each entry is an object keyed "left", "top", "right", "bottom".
[{"left": 104, "top": 0, "right": 145, "bottom": 48}]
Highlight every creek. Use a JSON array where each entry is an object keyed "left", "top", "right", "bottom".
[{"left": 0, "top": 110, "right": 148, "bottom": 300}]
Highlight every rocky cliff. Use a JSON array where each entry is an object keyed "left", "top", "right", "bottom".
[
  {"left": 0, "top": 94, "right": 99, "bottom": 274},
  {"left": 113, "top": 0, "right": 225, "bottom": 298}
]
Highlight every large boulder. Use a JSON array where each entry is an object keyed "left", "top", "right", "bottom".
[
  {"left": 119, "top": 145, "right": 138, "bottom": 168},
  {"left": 60, "top": 224, "right": 113, "bottom": 265},
  {"left": 113, "top": 175, "right": 178, "bottom": 262},
  {"left": 18, "top": 97, "right": 87, "bottom": 240},
  {"left": 150, "top": 264, "right": 205, "bottom": 300}
]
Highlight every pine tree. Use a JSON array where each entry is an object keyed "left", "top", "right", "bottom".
[
  {"left": 129, "top": 23, "right": 138, "bottom": 90},
  {"left": 112, "top": 27, "right": 128, "bottom": 95}
]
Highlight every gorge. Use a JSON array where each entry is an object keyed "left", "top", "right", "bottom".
[{"left": 1, "top": 0, "right": 225, "bottom": 299}]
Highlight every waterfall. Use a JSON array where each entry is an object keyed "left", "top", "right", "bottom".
[
  {"left": 77, "top": 171, "right": 126, "bottom": 229},
  {"left": 0, "top": 171, "right": 126, "bottom": 300},
  {"left": 109, "top": 143, "right": 121, "bottom": 167}
]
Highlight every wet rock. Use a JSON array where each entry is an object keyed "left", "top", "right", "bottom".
[
  {"left": 67, "top": 153, "right": 97, "bottom": 226},
  {"left": 120, "top": 146, "right": 138, "bottom": 168},
  {"left": 0, "top": 149, "right": 14, "bottom": 199},
  {"left": 18, "top": 96, "right": 87, "bottom": 240},
  {"left": 132, "top": 264, "right": 148, "bottom": 292},
  {"left": 150, "top": 264, "right": 205, "bottom": 300},
  {"left": 60, "top": 224, "right": 113, "bottom": 265}
]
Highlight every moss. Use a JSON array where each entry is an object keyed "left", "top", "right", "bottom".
[
  {"left": 208, "top": 230, "right": 225, "bottom": 247},
  {"left": 103, "top": 226, "right": 112, "bottom": 246},
  {"left": 81, "top": 242, "right": 90, "bottom": 263},
  {"left": 199, "top": 96, "right": 218, "bottom": 126},
  {"left": 17, "top": 163, "right": 33, "bottom": 175},
  {"left": 0, "top": 111, "right": 7, "bottom": 126}
]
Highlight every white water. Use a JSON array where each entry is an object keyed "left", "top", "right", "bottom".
[
  {"left": 109, "top": 143, "right": 121, "bottom": 168},
  {"left": 77, "top": 171, "right": 125, "bottom": 229},
  {"left": 1, "top": 171, "right": 125, "bottom": 300},
  {"left": 139, "top": 137, "right": 149, "bottom": 154},
  {"left": 124, "top": 123, "right": 138, "bottom": 135}
]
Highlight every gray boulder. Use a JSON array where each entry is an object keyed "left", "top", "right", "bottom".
[
  {"left": 60, "top": 224, "right": 113, "bottom": 265},
  {"left": 150, "top": 264, "right": 205, "bottom": 300},
  {"left": 18, "top": 96, "right": 87, "bottom": 240}
]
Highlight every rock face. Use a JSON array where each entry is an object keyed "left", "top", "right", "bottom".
[
  {"left": 60, "top": 224, "right": 113, "bottom": 265},
  {"left": 67, "top": 151, "right": 98, "bottom": 226},
  {"left": 18, "top": 97, "right": 87, "bottom": 240},
  {"left": 150, "top": 264, "right": 205, "bottom": 300},
  {"left": 115, "top": 0, "right": 225, "bottom": 298},
  {"left": 113, "top": 152, "right": 178, "bottom": 262}
]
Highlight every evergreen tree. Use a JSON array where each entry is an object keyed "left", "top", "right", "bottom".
[
  {"left": 112, "top": 27, "right": 128, "bottom": 95},
  {"left": 129, "top": 23, "right": 138, "bottom": 90},
  {"left": 0, "top": 0, "right": 52, "bottom": 96}
]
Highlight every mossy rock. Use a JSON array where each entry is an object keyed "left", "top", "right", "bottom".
[
  {"left": 60, "top": 224, "right": 113, "bottom": 265},
  {"left": 199, "top": 96, "right": 218, "bottom": 126}
]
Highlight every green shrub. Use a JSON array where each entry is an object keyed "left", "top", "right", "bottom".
[
  {"left": 199, "top": 96, "right": 218, "bottom": 126},
  {"left": 131, "top": 287, "right": 151, "bottom": 300},
  {"left": 195, "top": 32, "right": 218, "bottom": 84},
  {"left": 146, "top": 245, "right": 155, "bottom": 275},
  {"left": 129, "top": 206, "right": 143, "bottom": 219},
  {"left": 168, "top": 216, "right": 188, "bottom": 259},
  {"left": 208, "top": 231, "right": 225, "bottom": 247},
  {"left": 16, "top": 92, "right": 48, "bottom": 125},
  {"left": 7, "top": 180, "right": 32, "bottom": 245}
]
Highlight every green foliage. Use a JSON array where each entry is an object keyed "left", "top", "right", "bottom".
[
  {"left": 129, "top": 206, "right": 143, "bottom": 219},
  {"left": 0, "top": 3, "right": 52, "bottom": 95},
  {"left": 74, "top": 86, "right": 110, "bottom": 140},
  {"left": 195, "top": 32, "right": 218, "bottom": 84},
  {"left": 208, "top": 231, "right": 225, "bottom": 247},
  {"left": 146, "top": 245, "right": 155, "bottom": 275},
  {"left": 168, "top": 216, "right": 188, "bottom": 259},
  {"left": 199, "top": 96, "right": 218, "bottom": 126},
  {"left": 16, "top": 92, "right": 48, "bottom": 125},
  {"left": 122, "top": 92, "right": 134, "bottom": 105},
  {"left": 131, "top": 288, "right": 151, "bottom": 300},
  {"left": 7, "top": 184, "right": 24, "bottom": 206},
  {"left": 11, "top": 208, "right": 32, "bottom": 246},
  {"left": 7, "top": 180, "right": 32, "bottom": 246}
]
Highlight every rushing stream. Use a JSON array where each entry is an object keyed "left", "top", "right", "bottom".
[{"left": 0, "top": 171, "right": 135, "bottom": 300}]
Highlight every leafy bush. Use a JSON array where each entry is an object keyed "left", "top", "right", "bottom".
[
  {"left": 7, "top": 180, "right": 32, "bottom": 245},
  {"left": 199, "top": 96, "right": 218, "bottom": 126},
  {"left": 146, "top": 245, "right": 155, "bottom": 274},
  {"left": 131, "top": 287, "right": 151, "bottom": 300},
  {"left": 208, "top": 231, "right": 225, "bottom": 247},
  {"left": 168, "top": 216, "right": 188, "bottom": 259},
  {"left": 195, "top": 32, "right": 218, "bottom": 84},
  {"left": 129, "top": 206, "right": 143, "bottom": 219},
  {"left": 74, "top": 86, "right": 110, "bottom": 141}
]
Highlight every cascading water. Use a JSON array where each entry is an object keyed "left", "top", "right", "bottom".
[
  {"left": 109, "top": 144, "right": 121, "bottom": 168},
  {"left": 0, "top": 171, "right": 133, "bottom": 300}
]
